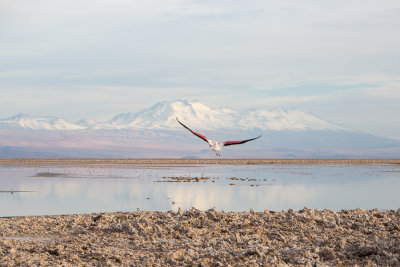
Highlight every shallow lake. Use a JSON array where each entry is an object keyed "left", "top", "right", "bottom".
[{"left": 1, "top": 163, "right": 400, "bottom": 216}]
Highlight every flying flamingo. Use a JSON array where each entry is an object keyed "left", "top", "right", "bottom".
[{"left": 176, "top": 117, "right": 261, "bottom": 156}]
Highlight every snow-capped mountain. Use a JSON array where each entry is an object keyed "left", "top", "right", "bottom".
[
  {"left": 101, "top": 100, "right": 347, "bottom": 131},
  {"left": 0, "top": 114, "right": 85, "bottom": 131},
  {"left": 239, "top": 108, "right": 346, "bottom": 131},
  {"left": 1, "top": 100, "right": 399, "bottom": 158},
  {"left": 0, "top": 100, "right": 346, "bottom": 131},
  {"left": 104, "top": 100, "right": 239, "bottom": 130}
]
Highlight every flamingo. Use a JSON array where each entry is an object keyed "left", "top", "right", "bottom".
[{"left": 176, "top": 117, "right": 261, "bottom": 156}]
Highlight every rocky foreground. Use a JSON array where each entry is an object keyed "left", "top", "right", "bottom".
[{"left": 1, "top": 208, "right": 399, "bottom": 266}]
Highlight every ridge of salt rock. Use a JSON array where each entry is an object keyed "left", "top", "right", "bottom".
[{"left": 0, "top": 208, "right": 399, "bottom": 266}]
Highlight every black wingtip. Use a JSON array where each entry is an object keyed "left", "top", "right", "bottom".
[{"left": 254, "top": 135, "right": 262, "bottom": 141}]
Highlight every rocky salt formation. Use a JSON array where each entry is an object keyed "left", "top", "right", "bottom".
[{"left": 0, "top": 208, "right": 399, "bottom": 266}]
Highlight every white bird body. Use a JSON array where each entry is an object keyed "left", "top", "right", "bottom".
[
  {"left": 207, "top": 140, "right": 224, "bottom": 156},
  {"left": 176, "top": 117, "right": 261, "bottom": 156}
]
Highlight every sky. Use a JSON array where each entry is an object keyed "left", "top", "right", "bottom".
[{"left": 1, "top": 0, "right": 400, "bottom": 139}]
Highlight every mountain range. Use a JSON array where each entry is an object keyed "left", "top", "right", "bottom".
[
  {"left": 1, "top": 100, "right": 399, "bottom": 158},
  {"left": 1, "top": 100, "right": 346, "bottom": 131}
]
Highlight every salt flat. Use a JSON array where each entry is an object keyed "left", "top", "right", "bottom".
[
  {"left": 1, "top": 208, "right": 399, "bottom": 266},
  {"left": 1, "top": 159, "right": 400, "bottom": 265}
]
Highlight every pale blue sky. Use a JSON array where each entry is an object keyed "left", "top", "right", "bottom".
[{"left": 1, "top": 0, "right": 400, "bottom": 139}]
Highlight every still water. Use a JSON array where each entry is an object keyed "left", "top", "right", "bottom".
[{"left": 1, "top": 163, "right": 400, "bottom": 216}]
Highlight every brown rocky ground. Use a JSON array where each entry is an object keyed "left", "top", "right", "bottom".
[{"left": 1, "top": 208, "right": 399, "bottom": 266}]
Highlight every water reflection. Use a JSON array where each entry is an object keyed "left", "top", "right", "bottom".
[{"left": 0, "top": 164, "right": 400, "bottom": 216}]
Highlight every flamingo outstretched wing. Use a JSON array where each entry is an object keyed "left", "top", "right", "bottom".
[
  {"left": 176, "top": 118, "right": 209, "bottom": 143},
  {"left": 223, "top": 135, "right": 261, "bottom": 146}
]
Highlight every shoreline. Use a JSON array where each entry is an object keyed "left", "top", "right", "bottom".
[
  {"left": 1, "top": 158, "right": 400, "bottom": 165},
  {"left": 1, "top": 208, "right": 399, "bottom": 266}
]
